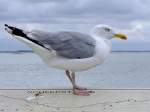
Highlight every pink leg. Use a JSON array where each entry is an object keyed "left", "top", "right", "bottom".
[
  {"left": 65, "top": 70, "right": 90, "bottom": 96},
  {"left": 66, "top": 70, "right": 87, "bottom": 90}
]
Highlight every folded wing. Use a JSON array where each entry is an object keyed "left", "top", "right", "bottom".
[{"left": 29, "top": 30, "right": 96, "bottom": 59}]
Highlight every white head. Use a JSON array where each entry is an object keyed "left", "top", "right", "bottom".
[{"left": 91, "top": 24, "right": 127, "bottom": 40}]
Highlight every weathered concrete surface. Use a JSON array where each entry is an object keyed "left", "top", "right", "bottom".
[{"left": 0, "top": 89, "right": 150, "bottom": 112}]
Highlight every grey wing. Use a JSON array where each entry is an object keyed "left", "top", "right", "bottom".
[{"left": 30, "top": 30, "right": 96, "bottom": 59}]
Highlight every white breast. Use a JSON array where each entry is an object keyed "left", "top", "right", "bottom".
[{"left": 94, "top": 38, "right": 111, "bottom": 62}]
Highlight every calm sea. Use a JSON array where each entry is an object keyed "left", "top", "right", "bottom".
[{"left": 0, "top": 52, "right": 150, "bottom": 89}]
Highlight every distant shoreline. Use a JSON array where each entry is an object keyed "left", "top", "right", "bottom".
[
  {"left": 0, "top": 50, "right": 150, "bottom": 53},
  {"left": 0, "top": 50, "right": 33, "bottom": 53}
]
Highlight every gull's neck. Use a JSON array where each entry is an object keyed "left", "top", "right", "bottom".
[
  {"left": 90, "top": 32, "right": 111, "bottom": 48},
  {"left": 90, "top": 32, "right": 110, "bottom": 41},
  {"left": 103, "top": 38, "right": 111, "bottom": 47}
]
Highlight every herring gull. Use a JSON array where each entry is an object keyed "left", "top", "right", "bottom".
[{"left": 5, "top": 24, "right": 127, "bottom": 96}]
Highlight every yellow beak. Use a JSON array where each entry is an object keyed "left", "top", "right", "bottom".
[{"left": 114, "top": 33, "right": 127, "bottom": 40}]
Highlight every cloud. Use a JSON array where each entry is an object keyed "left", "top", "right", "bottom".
[
  {"left": 0, "top": 0, "right": 150, "bottom": 51},
  {"left": 0, "top": 0, "right": 149, "bottom": 24}
]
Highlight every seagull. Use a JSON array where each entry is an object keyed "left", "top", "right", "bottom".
[{"left": 5, "top": 24, "right": 127, "bottom": 96}]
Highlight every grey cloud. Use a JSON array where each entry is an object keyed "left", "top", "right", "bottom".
[
  {"left": 18, "top": 0, "right": 69, "bottom": 3},
  {"left": 0, "top": 0, "right": 150, "bottom": 51},
  {"left": 0, "top": 0, "right": 149, "bottom": 25},
  {"left": 0, "top": 0, "right": 149, "bottom": 30}
]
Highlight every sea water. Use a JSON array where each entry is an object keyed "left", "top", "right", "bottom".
[{"left": 0, "top": 52, "right": 150, "bottom": 89}]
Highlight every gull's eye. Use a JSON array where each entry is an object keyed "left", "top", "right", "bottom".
[{"left": 104, "top": 28, "right": 111, "bottom": 32}]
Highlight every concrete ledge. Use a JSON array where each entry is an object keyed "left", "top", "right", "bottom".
[{"left": 0, "top": 89, "right": 150, "bottom": 112}]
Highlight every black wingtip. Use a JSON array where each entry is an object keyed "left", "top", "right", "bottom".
[{"left": 5, "top": 24, "right": 8, "bottom": 27}]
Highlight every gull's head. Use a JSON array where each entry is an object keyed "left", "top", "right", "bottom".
[{"left": 91, "top": 25, "right": 127, "bottom": 40}]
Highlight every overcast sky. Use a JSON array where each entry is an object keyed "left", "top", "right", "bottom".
[{"left": 0, "top": 0, "right": 150, "bottom": 51}]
